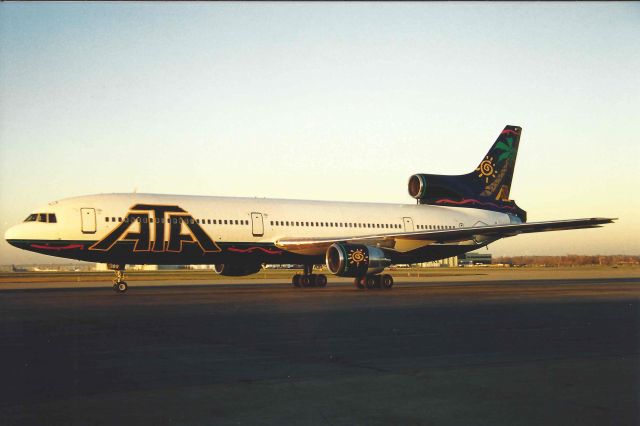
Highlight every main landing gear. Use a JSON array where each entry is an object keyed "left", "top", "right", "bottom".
[
  {"left": 109, "top": 264, "right": 128, "bottom": 294},
  {"left": 292, "top": 264, "right": 328, "bottom": 288},
  {"left": 353, "top": 274, "right": 394, "bottom": 290}
]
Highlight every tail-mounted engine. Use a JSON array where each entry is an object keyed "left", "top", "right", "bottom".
[
  {"left": 406, "top": 125, "right": 527, "bottom": 222},
  {"left": 408, "top": 173, "right": 467, "bottom": 201},
  {"left": 325, "top": 243, "right": 391, "bottom": 277},
  {"left": 214, "top": 263, "right": 262, "bottom": 276}
]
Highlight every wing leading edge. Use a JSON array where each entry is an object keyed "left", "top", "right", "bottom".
[{"left": 275, "top": 217, "right": 616, "bottom": 255}]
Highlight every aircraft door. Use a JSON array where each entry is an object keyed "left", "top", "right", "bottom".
[
  {"left": 81, "top": 208, "right": 97, "bottom": 234},
  {"left": 251, "top": 212, "right": 264, "bottom": 237},
  {"left": 403, "top": 217, "right": 414, "bottom": 232}
]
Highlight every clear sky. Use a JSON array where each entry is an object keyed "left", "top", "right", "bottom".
[{"left": 1, "top": 2, "right": 639, "bottom": 263}]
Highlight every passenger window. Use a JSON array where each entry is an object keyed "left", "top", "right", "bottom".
[{"left": 105, "top": 217, "right": 109, "bottom": 222}]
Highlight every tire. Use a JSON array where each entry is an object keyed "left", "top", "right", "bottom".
[
  {"left": 292, "top": 274, "right": 301, "bottom": 288},
  {"left": 317, "top": 274, "right": 327, "bottom": 287},
  {"left": 382, "top": 274, "right": 394, "bottom": 289},
  {"left": 354, "top": 277, "right": 365, "bottom": 290},
  {"left": 300, "top": 275, "right": 311, "bottom": 288},
  {"left": 116, "top": 282, "right": 128, "bottom": 293},
  {"left": 365, "top": 276, "right": 377, "bottom": 289}
]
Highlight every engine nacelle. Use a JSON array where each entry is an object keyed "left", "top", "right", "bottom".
[
  {"left": 325, "top": 243, "right": 391, "bottom": 277},
  {"left": 408, "top": 173, "right": 466, "bottom": 201},
  {"left": 214, "top": 263, "right": 262, "bottom": 276}
]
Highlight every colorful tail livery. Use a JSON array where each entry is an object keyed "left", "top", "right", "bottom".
[{"left": 408, "top": 125, "right": 526, "bottom": 221}]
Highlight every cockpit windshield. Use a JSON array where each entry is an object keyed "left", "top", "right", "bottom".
[{"left": 24, "top": 213, "right": 57, "bottom": 223}]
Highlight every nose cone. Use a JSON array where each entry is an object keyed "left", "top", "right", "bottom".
[{"left": 5, "top": 225, "right": 21, "bottom": 247}]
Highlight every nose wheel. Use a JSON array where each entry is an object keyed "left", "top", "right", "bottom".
[{"left": 110, "top": 265, "right": 128, "bottom": 294}]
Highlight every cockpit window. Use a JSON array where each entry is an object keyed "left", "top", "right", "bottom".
[{"left": 23, "top": 213, "right": 57, "bottom": 223}]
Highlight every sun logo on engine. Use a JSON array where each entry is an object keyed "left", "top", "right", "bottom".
[
  {"left": 476, "top": 156, "right": 497, "bottom": 183},
  {"left": 348, "top": 248, "right": 368, "bottom": 266}
]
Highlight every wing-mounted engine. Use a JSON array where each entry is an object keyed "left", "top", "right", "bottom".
[
  {"left": 408, "top": 125, "right": 527, "bottom": 222},
  {"left": 325, "top": 243, "right": 391, "bottom": 277},
  {"left": 214, "top": 263, "right": 262, "bottom": 276}
]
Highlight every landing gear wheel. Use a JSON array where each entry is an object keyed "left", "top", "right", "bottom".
[
  {"left": 354, "top": 277, "right": 365, "bottom": 290},
  {"left": 292, "top": 274, "right": 301, "bottom": 288},
  {"left": 382, "top": 274, "right": 394, "bottom": 289},
  {"left": 300, "top": 275, "right": 311, "bottom": 288},
  {"left": 365, "top": 276, "right": 378, "bottom": 289},
  {"left": 111, "top": 265, "right": 128, "bottom": 294},
  {"left": 316, "top": 274, "right": 327, "bottom": 288}
]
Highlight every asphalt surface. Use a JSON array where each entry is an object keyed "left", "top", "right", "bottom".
[{"left": 1, "top": 276, "right": 639, "bottom": 425}]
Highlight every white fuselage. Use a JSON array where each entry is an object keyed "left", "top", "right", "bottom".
[
  {"left": 5, "top": 193, "right": 511, "bottom": 268},
  {"left": 8, "top": 193, "right": 509, "bottom": 244}
]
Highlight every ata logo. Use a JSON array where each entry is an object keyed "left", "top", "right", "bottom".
[{"left": 89, "top": 204, "right": 221, "bottom": 253}]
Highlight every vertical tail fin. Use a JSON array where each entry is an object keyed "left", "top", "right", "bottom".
[
  {"left": 473, "top": 125, "right": 521, "bottom": 201},
  {"left": 407, "top": 125, "right": 526, "bottom": 221}
]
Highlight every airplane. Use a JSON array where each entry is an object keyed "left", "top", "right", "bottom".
[{"left": 4, "top": 125, "right": 614, "bottom": 293}]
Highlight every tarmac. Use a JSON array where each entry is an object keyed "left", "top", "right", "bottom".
[{"left": 1, "top": 269, "right": 639, "bottom": 425}]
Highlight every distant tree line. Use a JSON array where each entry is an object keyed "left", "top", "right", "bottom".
[{"left": 493, "top": 255, "right": 640, "bottom": 266}]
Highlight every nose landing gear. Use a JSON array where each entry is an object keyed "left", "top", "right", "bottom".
[{"left": 109, "top": 264, "right": 128, "bottom": 294}]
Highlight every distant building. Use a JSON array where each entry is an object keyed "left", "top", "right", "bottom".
[
  {"left": 416, "top": 256, "right": 458, "bottom": 268},
  {"left": 95, "top": 263, "right": 158, "bottom": 271},
  {"left": 458, "top": 252, "right": 492, "bottom": 266}
]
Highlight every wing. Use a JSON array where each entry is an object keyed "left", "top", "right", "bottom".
[{"left": 275, "top": 218, "right": 616, "bottom": 255}]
